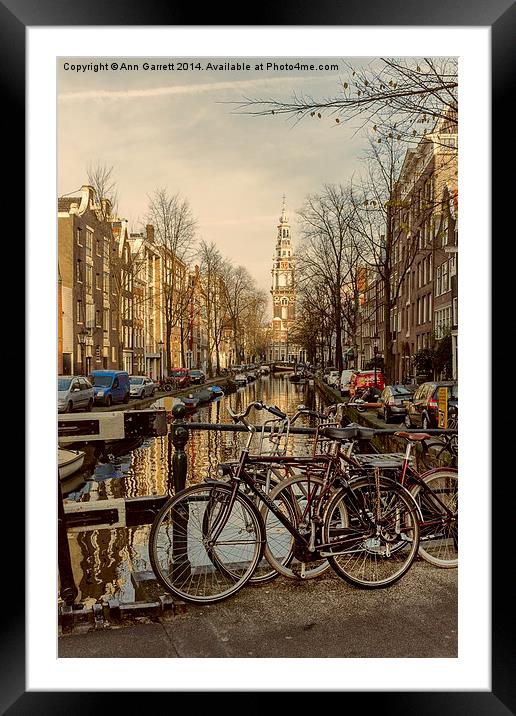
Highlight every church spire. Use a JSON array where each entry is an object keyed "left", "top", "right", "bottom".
[
  {"left": 269, "top": 198, "right": 297, "bottom": 364},
  {"left": 279, "top": 194, "right": 289, "bottom": 227}
]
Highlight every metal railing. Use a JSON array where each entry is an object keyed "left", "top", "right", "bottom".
[{"left": 58, "top": 402, "right": 457, "bottom": 622}]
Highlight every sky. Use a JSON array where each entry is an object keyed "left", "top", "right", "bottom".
[{"left": 57, "top": 56, "right": 378, "bottom": 305}]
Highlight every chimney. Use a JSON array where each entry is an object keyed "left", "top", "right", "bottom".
[{"left": 146, "top": 224, "right": 154, "bottom": 243}]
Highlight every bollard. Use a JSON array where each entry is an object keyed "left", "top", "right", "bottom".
[
  {"left": 171, "top": 403, "right": 189, "bottom": 493},
  {"left": 170, "top": 403, "right": 191, "bottom": 583},
  {"left": 57, "top": 474, "right": 78, "bottom": 605}
]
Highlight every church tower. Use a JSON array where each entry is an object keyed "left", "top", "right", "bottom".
[{"left": 269, "top": 197, "right": 297, "bottom": 363}]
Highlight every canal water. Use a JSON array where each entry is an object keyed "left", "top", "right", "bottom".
[{"left": 61, "top": 374, "right": 331, "bottom": 606}]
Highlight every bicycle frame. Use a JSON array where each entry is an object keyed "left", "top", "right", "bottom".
[
  {"left": 208, "top": 438, "right": 399, "bottom": 558},
  {"left": 337, "top": 438, "right": 457, "bottom": 526}
]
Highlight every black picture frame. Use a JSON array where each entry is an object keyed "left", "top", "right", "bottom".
[{"left": 8, "top": 0, "right": 509, "bottom": 711}]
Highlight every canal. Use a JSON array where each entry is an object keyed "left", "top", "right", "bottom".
[{"left": 61, "top": 373, "right": 331, "bottom": 606}]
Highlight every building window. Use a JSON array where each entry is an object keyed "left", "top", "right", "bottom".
[
  {"left": 86, "top": 265, "right": 93, "bottom": 293},
  {"left": 86, "top": 301, "right": 95, "bottom": 329},
  {"left": 422, "top": 295, "right": 427, "bottom": 324},
  {"left": 417, "top": 262, "right": 422, "bottom": 288},
  {"left": 76, "top": 259, "right": 83, "bottom": 283},
  {"left": 86, "top": 229, "right": 93, "bottom": 258},
  {"left": 442, "top": 261, "right": 449, "bottom": 293},
  {"left": 449, "top": 255, "right": 457, "bottom": 277},
  {"left": 436, "top": 265, "right": 442, "bottom": 296},
  {"left": 103, "top": 308, "right": 109, "bottom": 333},
  {"left": 96, "top": 272, "right": 102, "bottom": 291},
  {"left": 95, "top": 309, "right": 101, "bottom": 327},
  {"left": 441, "top": 215, "right": 449, "bottom": 247},
  {"left": 76, "top": 300, "right": 83, "bottom": 324},
  {"left": 96, "top": 238, "right": 102, "bottom": 256}
]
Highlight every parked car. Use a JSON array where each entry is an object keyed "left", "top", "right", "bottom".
[
  {"left": 377, "top": 384, "right": 416, "bottom": 423},
  {"left": 339, "top": 369, "right": 356, "bottom": 397},
  {"left": 188, "top": 369, "right": 206, "bottom": 385},
  {"left": 349, "top": 370, "right": 385, "bottom": 399},
  {"left": 89, "top": 370, "right": 130, "bottom": 406},
  {"left": 404, "top": 381, "right": 458, "bottom": 429},
  {"left": 58, "top": 375, "right": 94, "bottom": 413},
  {"left": 129, "top": 375, "right": 156, "bottom": 399},
  {"left": 352, "top": 386, "right": 383, "bottom": 412},
  {"left": 326, "top": 370, "right": 341, "bottom": 388},
  {"left": 169, "top": 368, "right": 191, "bottom": 388},
  {"left": 323, "top": 367, "right": 338, "bottom": 384}
]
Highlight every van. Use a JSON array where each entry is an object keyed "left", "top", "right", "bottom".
[
  {"left": 89, "top": 370, "right": 130, "bottom": 407},
  {"left": 349, "top": 370, "right": 385, "bottom": 399},
  {"left": 339, "top": 369, "right": 355, "bottom": 397}
]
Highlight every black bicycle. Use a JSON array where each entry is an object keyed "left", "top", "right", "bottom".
[{"left": 149, "top": 401, "right": 421, "bottom": 604}]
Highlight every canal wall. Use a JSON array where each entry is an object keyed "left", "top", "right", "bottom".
[{"left": 314, "top": 378, "right": 456, "bottom": 471}]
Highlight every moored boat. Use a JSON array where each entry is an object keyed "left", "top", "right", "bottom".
[
  {"left": 208, "top": 385, "right": 224, "bottom": 397},
  {"left": 182, "top": 395, "right": 200, "bottom": 410},
  {"left": 58, "top": 448, "right": 85, "bottom": 479},
  {"left": 288, "top": 373, "right": 302, "bottom": 383},
  {"left": 234, "top": 373, "right": 247, "bottom": 387},
  {"left": 224, "top": 379, "right": 237, "bottom": 393},
  {"left": 195, "top": 388, "right": 213, "bottom": 403}
]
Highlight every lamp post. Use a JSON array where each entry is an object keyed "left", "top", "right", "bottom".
[
  {"left": 158, "top": 340, "right": 164, "bottom": 382},
  {"left": 372, "top": 333, "right": 379, "bottom": 387},
  {"left": 77, "top": 329, "right": 88, "bottom": 375}
]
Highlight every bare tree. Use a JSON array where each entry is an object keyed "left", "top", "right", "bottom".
[
  {"left": 220, "top": 263, "right": 261, "bottom": 365},
  {"left": 231, "top": 57, "right": 457, "bottom": 147},
  {"left": 197, "top": 240, "right": 231, "bottom": 376},
  {"left": 289, "top": 281, "right": 332, "bottom": 366},
  {"left": 297, "top": 184, "right": 358, "bottom": 372},
  {"left": 240, "top": 290, "right": 268, "bottom": 363},
  {"left": 87, "top": 162, "right": 119, "bottom": 220},
  {"left": 147, "top": 188, "right": 197, "bottom": 373}
]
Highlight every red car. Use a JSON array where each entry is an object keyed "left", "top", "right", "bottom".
[
  {"left": 170, "top": 368, "right": 191, "bottom": 388},
  {"left": 349, "top": 370, "right": 385, "bottom": 399}
]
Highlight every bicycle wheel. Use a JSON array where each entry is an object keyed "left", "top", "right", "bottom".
[
  {"left": 205, "top": 468, "right": 290, "bottom": 585},
  {"left": 322, "top": 475, "right": 420, "bottom": 588},
  {"left": 411, "top": 469, "right": 458, "bottom": 568},
  {"left": 261, "top": 474, "right": 346, "bottom": 580},
  {"left": 245, "top": 466, "right": 294, "bottom": 584},
  {"left": 149, "top": 483, "right": 265, "bottom": 604}
]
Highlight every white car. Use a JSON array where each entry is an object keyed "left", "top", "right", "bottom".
[
  {"left": 58, "top": 375, "right": 95, "bottom": 413},
  {"left": 339, "top": 369, "right": 355, "bottom": 397},
  {"left": 326, "top": 370, "right": 340, "bottom": 388},
  {"left": 129, "top": 376, "right": 156, "bottom": 399}
]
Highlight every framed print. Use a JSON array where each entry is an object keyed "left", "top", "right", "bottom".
[{"left": 7, "top": 0, "right": 509, "bottom": 709}]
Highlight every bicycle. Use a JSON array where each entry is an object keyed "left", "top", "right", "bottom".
[
  {"left": 149, "top": 401, "right": 420, "bottom": 604},
  {"left": 216, "top": 403, "right": 341, "bottom": 584},
  {"left": 334, "top": 422, "right": 458, "bottom": 568}
]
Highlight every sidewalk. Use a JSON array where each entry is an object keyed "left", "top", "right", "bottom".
[{"left": 58, "top": 560, "right": 457, "bottom": 659}]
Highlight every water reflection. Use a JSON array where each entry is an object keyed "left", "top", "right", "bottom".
[{"left": 61, "top": 375, "right": 330, "bottom": 604}]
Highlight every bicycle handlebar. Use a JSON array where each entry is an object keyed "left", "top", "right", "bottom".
[{"left": 226, "top": 401, "right": 287, "bottom": 423}]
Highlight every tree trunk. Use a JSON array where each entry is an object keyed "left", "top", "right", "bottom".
[{"left": 383, "top": 285, "right": 394, "bottom": 384}]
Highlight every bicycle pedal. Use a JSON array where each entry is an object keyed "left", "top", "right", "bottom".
[{"left": 290, "top": 562, "right": 307, "bottom": 579}]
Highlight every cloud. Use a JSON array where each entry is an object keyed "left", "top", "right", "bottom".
[{"left": 59, "top": 74, "right": 340, "bottom": 102}]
